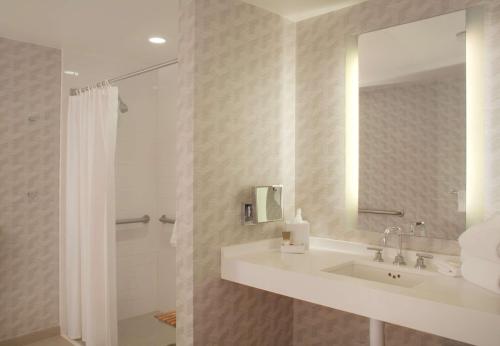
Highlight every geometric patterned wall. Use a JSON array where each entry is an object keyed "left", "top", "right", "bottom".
[
  {"left": 485, "top": 0, "right": 500, "bottom": 216},
  {"left": 293, "top": 300, "right": 472, "bottom": 346},
  {"left": 296, "top": 0, "right": 486, "bottom": 255},
  {"left": 294, "top": 0, "right": 500, "bottom": 345},
  {"left": 0, "top": 37, "right": 61, "bottom": 341},
  {"left": 178, "top": 0, "right": 296, "bottom": 344},
  {"left": 359, "top": 72, "right": 466, "bottom": 240},
  {"left": 293, "top": 299, "right": 471, "bottom": 346},
  {"left": 177, "top": 0, "right": 500, "bottom": 345},
  {"left": 177, "top": 0, "right": 195, "bottom": 344}
]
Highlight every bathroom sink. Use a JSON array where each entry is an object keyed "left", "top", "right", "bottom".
[{"left": 323, "top": 261, "right": 427, "bottom": 288}]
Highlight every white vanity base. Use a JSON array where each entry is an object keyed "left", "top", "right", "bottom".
[{"left": 221, "top": 237, "right": 500, "bottom": 346}]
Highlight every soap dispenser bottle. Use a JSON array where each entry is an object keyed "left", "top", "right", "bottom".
[{"left": 286, "top": 208, "right": 310, "bottom": 250}]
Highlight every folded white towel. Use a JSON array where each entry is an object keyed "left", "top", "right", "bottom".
[
  {"left": 461, "top": 253, "right": 500, "bottom": 294},
  {"left": 458, "top": 213, "right": 500, "bottom": 263},
  {"left": 170, "top": 221, "right": 177, "bottom": 247},
  {"left": 434, "top": 258, "right": 462, "bottom": 277}
]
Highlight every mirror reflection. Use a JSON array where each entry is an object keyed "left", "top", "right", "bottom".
[
  {"left": 255, "top": 185, "right": 284, "bottom": 223},
  {"left": 357, "top": 11, "right": 466, "bottom": 240}
]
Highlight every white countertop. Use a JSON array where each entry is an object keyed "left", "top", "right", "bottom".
[{"left": 221, "top": 237, "right": 500, "bottom": 346}]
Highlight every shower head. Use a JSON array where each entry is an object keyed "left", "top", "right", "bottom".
[{"left": 118, "top": 96, "right": 129, "bottom": 113}]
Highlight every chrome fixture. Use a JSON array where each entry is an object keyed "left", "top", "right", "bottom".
[
  {"left": 69, "top": 60, "right": 179, "bottom": 115},
  {"left": 410, "top": 221, "right": 426, "bottom": 236},
  {"left": 383, "top": 226, "right": 410, "bottom": 266},
  {"left": 118, "top": 96, "right": 128, "bottom": 113},
  {"left": 359, "top": 208, "right": 405, "bottom": 217},
  {"left": 367, "top": 247, "right": 384, "bottom": 262},
  {"left": 159, "top": 215, "right": 176, "bottom": 224},
  {"left": 415, "top": 253, "right": 433, "bottom": 269},
  {"left": 241, "top": 185, "right": 284, "bottom": 225},
  {"left": 241, "top": 202, "right": 255, "bottom": 225},
  {"left": 69, "top": 58, "right": 178, "bottom": 96},
  {"left": 393, "top": 250, "right": 406, "bottom": 266},
  {"left": 381, "top": 226, "right": 400, "bottom": 247},
  {"left": 116, "top": 214, "right": 150, "bottom": 225}
]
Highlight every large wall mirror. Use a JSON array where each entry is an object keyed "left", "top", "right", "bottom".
[{"left": 356, "top": 11, "right": 466, "bottom": 240}]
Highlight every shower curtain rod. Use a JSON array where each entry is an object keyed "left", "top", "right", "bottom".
[{"left": 69, "top": 58, "right": 178, "bottom": 95}]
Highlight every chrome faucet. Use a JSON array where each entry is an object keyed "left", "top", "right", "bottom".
[
  {"left": 382, "top": 226, "right": 400, "bottom": 247},
  {"left": 410, "top": 221, "right": 426, "bottom": 236},
  {"left": 367, "top": 246, "right": 384, "bottom": 262},
  {"left": 382, "top": 226, "right": 408, "bottom": 266},
  {"left": 415, "top": 253, "right": 433, "bottom": 269}
]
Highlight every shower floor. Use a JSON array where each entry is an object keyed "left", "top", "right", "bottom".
[
  {"left": 118, "top": 313, "right": 176, "bottom": 346},
  {"left": 25, "top": 336, "right": 73, "bottom": 346}
]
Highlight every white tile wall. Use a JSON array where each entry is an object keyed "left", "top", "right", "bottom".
[
  {"left": 157, "top": 66, "right": 177, "bottom": 311},
  {"left": 115, "top": 65, "right": 177, "bottom": 320}
]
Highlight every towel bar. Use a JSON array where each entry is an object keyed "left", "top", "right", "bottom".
[
  {"left": 116, "top": 215, "right": 150, "bottom": 225},
  {"left": 358, "top": 209, "right": 404, "bottom": 217},
  {"left": 159, "top": 215, "right": 176, "bottom": 224}
]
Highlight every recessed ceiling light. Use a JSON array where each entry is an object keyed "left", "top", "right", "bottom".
[
  {"left": 64, "top": 70, "right": 79, "bottom": 76},
  {"left": 149, "top": 36, "right": 166, "bottom": 44}
]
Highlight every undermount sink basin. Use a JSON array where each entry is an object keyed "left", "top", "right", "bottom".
[{"left": 323, "top": 261, "right": 427, "bottom": 288}]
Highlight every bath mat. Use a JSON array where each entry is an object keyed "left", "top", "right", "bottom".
[{"left": 154, "top": 310, "right": 176, "bottom": 327}]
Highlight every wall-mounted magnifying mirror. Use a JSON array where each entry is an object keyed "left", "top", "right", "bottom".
[
  {"left": 241, "top": 185, "right": 284, "bottom": 225},
  {"left": 255, "top": 185, "right": 283, "bottom": 223}
]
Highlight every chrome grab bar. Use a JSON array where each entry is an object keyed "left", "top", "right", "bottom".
[
  {"left": 116, "top": 215, "right": 150, "bottom": 225},
  {"left": 159, "top": 215, "right": 175, "bottom": 224},
  {"left": 358, "top": 208, "right": 404, "bottom": 217}
]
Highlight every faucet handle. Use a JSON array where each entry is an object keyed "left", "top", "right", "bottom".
[
  {"left": 367, "top": 247, "right": 384, "bottom": 262},
  {"left": 410, "top": 221, "right": 426, "bottom": 236},
  {"left": 415, "top": 253, "right": 433, "bottom": 269}
]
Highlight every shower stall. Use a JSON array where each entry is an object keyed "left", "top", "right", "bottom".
[
  {"left": 62, "top": 61, "right": 178, "bottom": 346},
  {"left": 0, "top": 1, "right": 179, "bottom": 345},
  {"left": 113, "top": 63, "right": 177, "bottom": 346}
]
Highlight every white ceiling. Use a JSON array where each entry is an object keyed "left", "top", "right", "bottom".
[
  {"left": 241, "top": 0, "right": 367, "bottom": 21},
  {"left": 0, "top": 0, "right": 178, "bottom": 84},
  {"left": 359, "top": 11, "right": 466, "bottom": 87},
  {"left": 0, "top": 0, "right": 367, "bottom": 86},
  {"left": 0, "top": 1, "right": 464, "bottom": 88}
]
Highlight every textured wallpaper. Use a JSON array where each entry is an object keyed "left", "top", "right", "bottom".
[
  {"left": 485, "top": 1, "right": 500, "bottom": 216},
  {"left": 293, "top": 300, "right": 471, "bottom": 346},
  {"left": 295, "top": 0, "right": 488, "bottom": 255},
  {"left": 0, "top": 37, "right": 61, "bottom": 341},
  {"left": 358, "top": 72, "right": 466, "bottom": 240},
  {"left": 178, "top": 0, "right": 296, "bottom": 344},
  {"left": 177, "top": 0, "right": 500, "bottom": 345},
  {"left": 294, "top": 0, "right": 498, "bottom": 345},
  {"left": 177, "top": 0, "right": 195, "bottom": 344}
]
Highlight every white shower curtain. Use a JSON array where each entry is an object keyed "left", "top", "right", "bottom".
[{"left": 64, "top": 84, "right": 119, "bottom": 346}]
